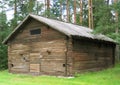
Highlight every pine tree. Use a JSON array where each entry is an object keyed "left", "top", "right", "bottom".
[{"left": 0, "top": 1, "right": 10, "bottom": 70}]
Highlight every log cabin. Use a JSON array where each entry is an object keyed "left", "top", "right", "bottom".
[{"left": 3, "top": 14, "right": 116, "bottom": 76}]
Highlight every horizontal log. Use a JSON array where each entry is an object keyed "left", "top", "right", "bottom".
[{"left": 30, "top": 64, "right": 40, "bottom": 73}]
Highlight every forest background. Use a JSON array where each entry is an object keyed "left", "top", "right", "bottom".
[{"left": 0, "top": 0, "right": 120, "bottom": 70}]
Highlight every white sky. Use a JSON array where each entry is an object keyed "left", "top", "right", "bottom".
[{"left": 6, "top": 10, "right": 14, "bottom": 20}]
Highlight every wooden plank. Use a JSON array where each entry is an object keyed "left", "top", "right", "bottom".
[
  {"left": 40, "top": 59, "right": 65, "bottom": 73},
  {"left": 72, "top": 39, "right": 114, "bottom": 73},
  {"left": 30, "top": 64, "right": 40, "bottom": 73},
  {"left": 10, "top": 62, "right": 29, "bottom": 72}
]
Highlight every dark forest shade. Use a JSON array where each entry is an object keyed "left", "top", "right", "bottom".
[{"left": 30, "top": 29, "right": 41, "bottom": 35}]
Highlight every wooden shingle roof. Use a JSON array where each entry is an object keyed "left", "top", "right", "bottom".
[{"left": 3, "top": 14, "right": 116, "bottom": 44}]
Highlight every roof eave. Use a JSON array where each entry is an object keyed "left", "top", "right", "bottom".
[
  {"left": 2, "top": 14, "right": 72, "bottom": 45},
  {"left": 2, "top": 15, "right": 31, "bottom": 44},
  {"left": 72, "top": 35, "right": 117, "bottom": 45}
]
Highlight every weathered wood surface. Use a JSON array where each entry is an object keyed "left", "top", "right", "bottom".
[
  {"left": 8, "top": 19, "right": 67, "bottom": 76},
  {"left": 72, "top": 39, "right": 114, "bottom": 74},
  {"left": 7, "top": 18, "right": 115, "bottom": 76},
  {"left": 30, "top": 64, "right": 40, "bottom": 73}
]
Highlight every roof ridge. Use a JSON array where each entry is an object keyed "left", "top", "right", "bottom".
[{"left": 3, "top": 14, "right": 116, "bottom": 44}]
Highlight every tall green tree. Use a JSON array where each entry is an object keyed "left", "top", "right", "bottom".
[
  {"left": 93, "top": 0, "right": 119, "bottom": 41},
  {"left": 109, "top": 0, "right": 120, "bottom": 44},
  {"left": 0, "top": 0, "right": 10, "bottom": 70},
  {"left": 8, "top": 0, "right": 43, "bottom": 29}
]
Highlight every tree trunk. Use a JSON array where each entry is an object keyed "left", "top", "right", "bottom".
[
  {"left": 28, "top": 0, "right": 33, "bottom": 13},
  {"left": 106, "top": 0, "right": 109, "bottom": 5},
  {"left": 80, "top": 0, "right": 83, "bottom": 25},
  {"left": 88, "top": 0, "right": 93, "bottom": 29},
  {"left": 36, "top": 1, "right": 39, "bottom": 15},
  {"left": 114, "top": 0, "right": 120, "bottom": 61},
  {"left": 47, "top": 0, "right": 50, "bottom": 10},
  {"left": 60, "top": 0, "right": 62, "bottom": 20},
  {"left": 66, "top": 0, "right": 69, "bottom": 22},
  {"left": 74, "top": 0, "right": 76, "bottom": 24},
  {"left": 114, "top": 0, "right": 118, "bottom": 33},
  {"left": 14, "top": 0, "right": 17, "bottom": 18},
  {"left": 47, "top": 0, "right": 50, "bottom": 17}
]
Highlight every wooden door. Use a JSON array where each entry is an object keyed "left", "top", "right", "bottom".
[{"left": 29, "top": 53, "right": 41, "bottom": 74}]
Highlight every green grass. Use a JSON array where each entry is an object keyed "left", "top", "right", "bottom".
[{"left": 0, "top": 63, "right": 120, "bottom": 85}]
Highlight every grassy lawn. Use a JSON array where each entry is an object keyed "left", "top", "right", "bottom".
[{"left": 0, "top": 63, "right": 120, "bottom": 85}]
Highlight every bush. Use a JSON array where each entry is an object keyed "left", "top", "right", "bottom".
[{"left": 0, "top": 43, "right": 8, "bottom": 70}]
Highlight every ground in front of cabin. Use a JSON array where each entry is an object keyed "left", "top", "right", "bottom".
[{"left": 0, "top": 63, "right": 120, "bottom": 85}]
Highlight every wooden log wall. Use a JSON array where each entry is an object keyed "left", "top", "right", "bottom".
[
  {"left": 72, "top": 39, "right": 115, "bottom": 73},
  {"left": 7, "top": 17, "right": 115, "bottom": 76},
  {"left": 8, "top": 18, "right": 67, "bottom": 76},
  {"left": 66, "top": 38, "right": 74, "bottom": 76}
]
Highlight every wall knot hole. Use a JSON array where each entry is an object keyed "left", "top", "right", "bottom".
[{"left": 46, "top": 50, "right": 51, "bottom": 55}]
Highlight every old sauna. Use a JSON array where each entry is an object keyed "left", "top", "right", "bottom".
[{"left": 3, "top": 14, "right": 116, "bottom": 76}]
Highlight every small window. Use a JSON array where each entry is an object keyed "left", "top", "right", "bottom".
[{"left": 30, "top": 29, "right": 41, "bottom": 35}]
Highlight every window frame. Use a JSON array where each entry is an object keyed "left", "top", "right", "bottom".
[{"left": 30, "top": 28, "right": 41, "bottom": 35}]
